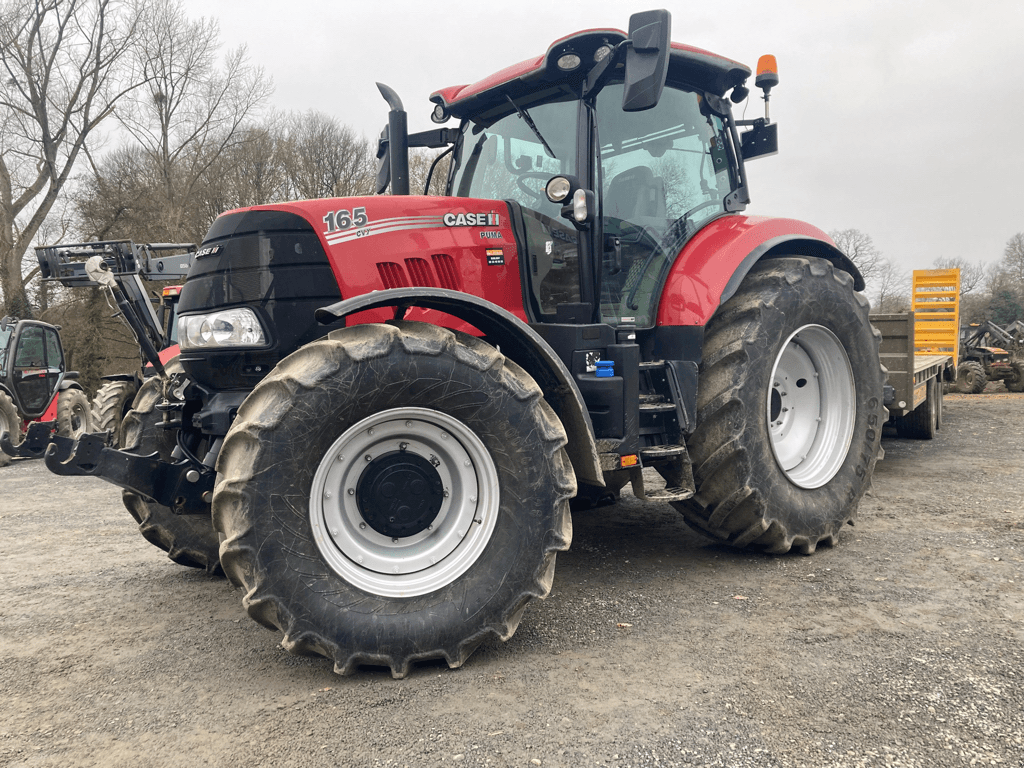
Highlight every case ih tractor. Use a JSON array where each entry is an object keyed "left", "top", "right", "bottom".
[
  {"left": 34, "top": 240, "right": 195, "bottom": 445},
  {"left": 0, "top": 317, "right": 92, "bottom": 467},
  {"left": 30, "top": 11, "right": 884, "bottom": 676}
]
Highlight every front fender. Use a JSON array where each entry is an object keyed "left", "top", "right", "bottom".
[
  {"left": 316, "top": 288, "right": 603, "bottom": 486},
  {"left": 656, "top": 215, "right": 863, "bottom": 327}
]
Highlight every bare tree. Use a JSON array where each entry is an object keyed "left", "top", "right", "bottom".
[
  {"left": 828, "top": 228, "right": 885, "bottom": 289},
  {"left": 113, "top": 0, "right": 271, "bottom": 241},
  {"left": 283, "top": 111, "right": 373, "bottom": 200},
  {"left": 1001, "top": 232, "right": 1024, "bottom": 285},
  {"left": 872, "top": 257, "right": 909, "bottom": 313},
  {"left": 932, "top": 255, "right": 986, "bottom": 298},
  {"left": 0, "top": 0, "right": 143, "bottom": 317}
]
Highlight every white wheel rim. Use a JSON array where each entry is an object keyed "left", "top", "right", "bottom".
[
  {"left": 767, "top": 324, "right": 856, "bottom": 489},
  {"left": 309, "top": 407, "right": 499, "bottom": 597}
]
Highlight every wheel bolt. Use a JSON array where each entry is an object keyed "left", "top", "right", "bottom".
[
  {"left": 324, "top": 491, "right": 332, "bottom": 498},
  {"left": 365, "top": 454, "right": 372, "bottom": 461},
  {"left": 440, "top": 432, "right": 448, "bottom": 440},
  {"left": 392, "top": 537, "right": 399, "bottom": 543},
  {"left": 359, "top": 522, "right": 366, "bottom": 529},
  {"left": 347, "top": 488, "right": 354, "bottom": 495}
]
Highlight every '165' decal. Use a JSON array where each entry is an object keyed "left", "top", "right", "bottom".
[{"left": 323, "top": 207, "right": 368, "bottom": 234}]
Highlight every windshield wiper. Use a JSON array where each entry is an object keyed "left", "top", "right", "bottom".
[{"left": 506, "top": 96, "right": 556, "bottom": 159}]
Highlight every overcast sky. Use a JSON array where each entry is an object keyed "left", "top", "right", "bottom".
[{"left": 181, "top": 0, "right": 1023, "bottom": 279}]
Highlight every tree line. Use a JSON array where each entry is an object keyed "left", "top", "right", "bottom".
[
  {"left": 0, "top": 0, "right": 439, "bottom": 390},
  {"left": 829, "top": 229, "right": 1024, "bottom": 327}
]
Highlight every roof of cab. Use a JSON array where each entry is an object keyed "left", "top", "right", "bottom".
[{"left": 430, "top": 28, "right": 751, "bottom": 119}]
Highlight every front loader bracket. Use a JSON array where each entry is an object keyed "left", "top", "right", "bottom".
[
  {"left": 0, "top": 421, "right": 58, "bottom": 460},
  {"left": 43, "top": 432, "right": 213, "bottom": 514}
]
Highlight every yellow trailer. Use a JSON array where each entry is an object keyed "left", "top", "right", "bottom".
[{"left": 871, "top": 269, "right": 959, "bottom": 439}]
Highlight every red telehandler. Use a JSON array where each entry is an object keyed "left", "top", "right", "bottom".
[
  {"left": 0, "top": 316, "right": 92, "bottom": 467},
  {"left": 23, "top": 10, "right": 884, "bottom": 676}
]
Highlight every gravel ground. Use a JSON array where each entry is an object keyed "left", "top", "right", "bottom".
[{"left": 1, "top": 390, "right": 1022, "bottom": 768}]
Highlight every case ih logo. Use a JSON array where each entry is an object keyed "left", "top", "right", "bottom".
[{"left": 443, "top": 212, "right": 501, "bottom": 227}]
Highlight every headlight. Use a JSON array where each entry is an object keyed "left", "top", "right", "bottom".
[{"left": 178, "top": 308, "right": 267, "bottom": 350}]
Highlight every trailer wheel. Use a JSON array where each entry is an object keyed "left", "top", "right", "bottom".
[
  {"left": 894, "top": 377, "right": 937, "bottom": 439},
  {"left": 677, "top": 257, "right": 884, "bottom": 554},
  {"left": 121, "top": 360, "right": 222, "bottom": 574},
  {"left": 56, "top": 388, "right": 92, "bottom": 439},
  {"left": 956, "top": 361, "right": 986, "bottom": 394},
  {"left": 92, "top": 380, "right": 139, "bottom": 447},
  {"left": 1005, "top": 362, "right": 1024, "bottom": 393},
  {"left": 214, "top": 321, "right": 574, "bottom": 678},
  {"left": 0, "top": 390, "right": 20, "bottom": 468}
]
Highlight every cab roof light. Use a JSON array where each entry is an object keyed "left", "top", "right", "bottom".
[{"left": 754, "top": 54, "right": 779, "bottom": 121}]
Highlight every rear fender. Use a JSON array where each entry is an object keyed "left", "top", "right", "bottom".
[
  {"left": 656, "top": 216, "right": 863, "bottom": 327},
  {"left": 316, "top": 288, "right": 602, "bottom": 486}
]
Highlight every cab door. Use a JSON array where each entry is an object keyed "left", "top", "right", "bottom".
[
  {"left": 595, "top": 81, "right": 737, "bottom": 328},
  {"left": 10, "top": 324, "right": 63, "bottom": 418}
]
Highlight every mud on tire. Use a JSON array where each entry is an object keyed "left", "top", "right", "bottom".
[
  {"left": 0, "top": 390, "right": 19, "bottom": 468},
  {"left": 121, "top": 359, "right": 222, "bottom": 574},
  {"left": 956, "top": 361, "right": 986, "bottom": 394},
  {"left": 676, "top": 257, "right": 885, "bottom": 554},
  {"left": 214, "top": 321, "right": 575, "bottom": 678},
  {"left": 92, "top": 380, "right": 139, "bottom": 447},
  {"left": 56, "top": 387, "right": 92, "bottom": 439}
]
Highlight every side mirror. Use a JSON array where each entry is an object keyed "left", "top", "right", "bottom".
[{"left": 622, "top": 9, "right": 671, "bottom": 112}]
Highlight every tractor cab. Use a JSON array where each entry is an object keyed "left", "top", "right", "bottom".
[{"left": 0, "top": 317, "right": 69, "bottom": 420}]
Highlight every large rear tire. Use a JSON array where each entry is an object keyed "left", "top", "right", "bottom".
[
  {"left": 956, "top": 361, "right": 986, "bottom": 394},
  {"left": 214, "top": 321, "right": 575, "bottom": 678},
  {"left": 121, "top": 359, "right": 222, "bottom": 574},
  {"left": 676, "top": 257, "right": 884, "bottom": 554},
  {"left": 56, "top": 387, "right": 92, "bottom": 439},
  {"left": 0, "top": 390, "right": 19, "bottom": 468},
  {"left": 92, "top": 380, "right": 139, "bottom": 447}
]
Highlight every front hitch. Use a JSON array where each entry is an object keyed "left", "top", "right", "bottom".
[
  {"left": 43, "top": 431, "right": 214, "bottom": 514},
  {"left": 1, "top": 421, "right": 58, "bottom": 460}
]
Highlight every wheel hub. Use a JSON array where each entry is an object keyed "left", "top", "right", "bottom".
[
  {"left": 356, "top": 450, "right": 444, "bottom": 538},
  {"left": 767, "top": 324, "right": 856, "bottom": 489},
  {"left": 309, "top": 407, "right": 499, "bottom": 598}
]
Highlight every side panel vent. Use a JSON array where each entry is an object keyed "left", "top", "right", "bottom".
[
  {"left": 405, "top": 258, "right": 435, "bottom": 287},
  {"left": 431, "top": 253, "right": 462, "bottom": 291},
  {"left": 377, "top": 262, "right": 409, "bottom": 289}
]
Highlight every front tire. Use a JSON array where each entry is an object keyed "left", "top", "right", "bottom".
[
  {"left": 121, "top": 360, "right": 222, "bottom": 574},
  {"left": 956, "top": 361, "right": 986, "bottom": 394},
  {"left": 214, "top": 321, "right": 575, "bottom": 678},
  {"left": 0, "top": 390, "right": 20, "bottom": 468},
  {"left": 676, "top": 257, "right": 885, "bottom": 554},
  {"left": 56, "top": 388, "right": 92, "bottom": 439}
]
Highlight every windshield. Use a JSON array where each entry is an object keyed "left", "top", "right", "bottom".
[{"left": 596, "top": 82, "right": 735, "bottom": 326}]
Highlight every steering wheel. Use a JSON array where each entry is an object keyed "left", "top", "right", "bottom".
[{"left": 516, "top": 172, "right": 552, "bottom": 201}]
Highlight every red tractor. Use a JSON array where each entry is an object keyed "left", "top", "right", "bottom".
[
  {"left": 0, "top": 316, "right": 92, "bottom": 467},
  {"left": 32, "top": 11, "right": 884, "bottom": 676}
]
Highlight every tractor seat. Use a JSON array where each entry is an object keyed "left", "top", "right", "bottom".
[{"left": 605, "top": 165, "right": 668, "bottom": 231}]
